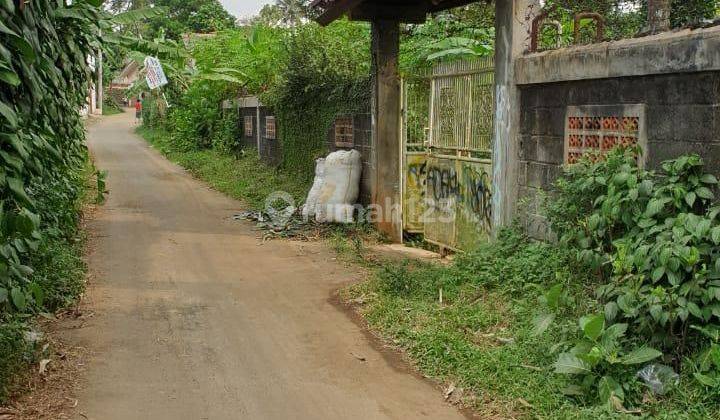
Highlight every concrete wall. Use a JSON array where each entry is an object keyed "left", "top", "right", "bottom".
[
  {"left": 258, "top": 109, "right": 283, "bottom": 166},
  {"left": 235, "top": 109, "right": 373, "bottom": 204},
  {"left": 238, "top": 107, "right": 258, "bottom": 150},
  {"left": 235, "top": 106, "right": 279, "bottom": 165},
  {"left": 514, "top": 26, "right": 720, "bottom": 238}
]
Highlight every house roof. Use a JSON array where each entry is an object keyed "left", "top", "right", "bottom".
[
  {"left": 110, "top": 60, "right": 141, "bottom": 89},
  {"left": 311, "top": 0, "right": 482, "bottom": 26},
  {"left": 117, "top": 61, "right": 140, "bottom": 80}
]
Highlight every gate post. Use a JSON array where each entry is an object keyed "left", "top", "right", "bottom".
[
  {"left": 371, "top": 19, "right": 402, "bottom": 243},
  {"left": 492, "top": 0, "right": 540, "bottom": 234}
]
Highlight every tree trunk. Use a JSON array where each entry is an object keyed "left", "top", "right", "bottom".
[{"left": 647, "top": 0, "right": 671, "bottom": 34}]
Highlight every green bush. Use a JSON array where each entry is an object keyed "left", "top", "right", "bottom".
[
  {"left": 546, "top": 147, "right": 720, "bottom": 405},
  {"left": 211, "top": 112, "right": 241, "bottom": 155},
  {"left": 261, "top": 21, "right": 371, "bottom": 177},
  {"left": 0, "top": 320, "right": 33, "bottom": 401},
  {"left": 554, "top": 313, "right": 663, "bottom": 409},
  {"left": 0, "top": 0, "right": 98, "bottom": 399}
]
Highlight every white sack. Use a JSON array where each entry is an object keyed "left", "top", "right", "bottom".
[
  {"left": 302, "top": 158, "right": 326, "bottom": 220},
  {"left": 314, "top": 150, "right": 362, "bottom": 224}
]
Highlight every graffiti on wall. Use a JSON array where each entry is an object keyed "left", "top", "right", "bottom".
[
  {"left": 426, "top": 162, "right": 492, "bottom": 226},
  {"left": 424, "top": 158, "right": 492, "bottom": 249},
  {"left": 403, "top": 154, "right": 428, "bottom": 233},
  {"left": 461, "top": 164, "right": 493, "bottom": 227}
]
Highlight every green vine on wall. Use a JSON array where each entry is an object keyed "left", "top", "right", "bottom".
[
  {"left": 261, "top": 22, "right": 371, "bottom": 178},
  {"left": 0, "top": 0, "right": 99, "bottom": 317}
]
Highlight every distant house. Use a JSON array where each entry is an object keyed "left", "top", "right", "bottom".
[
  {"left": 109, "top": 61, "right": 142, "bottom": 107},
  {"left": 110, "top": 61, "right": 141, "bottom": 91}
]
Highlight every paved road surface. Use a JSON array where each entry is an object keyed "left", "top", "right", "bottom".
[{"left": 67, "top": 112, "right": 465, "bottom": 420}]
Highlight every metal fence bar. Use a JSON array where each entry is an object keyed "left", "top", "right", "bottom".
[{"left": 428, "top": 57, "right": 494, "bottom": 154}]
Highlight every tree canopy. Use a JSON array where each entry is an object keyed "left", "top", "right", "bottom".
[{"left": 109, "top": 0, "right": 237, "bottom": 39}]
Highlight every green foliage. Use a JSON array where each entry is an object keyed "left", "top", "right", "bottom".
[
  {"left": 261, "top": 20, "right": 371, "bottom": 177},
  {"left": 186, "top": 1, "right": 237, "bottom": 33},
  {"left": 670, "top": 0, "right": 718, "bottom": 27},
  {"left": 537, "top": 0, "right": 719, "bottom": 51},
  {"left": 0, "top": 320, "right": 32, "bottom": 401},
  {"left": 548, "top": 149, "right": 720, "bottom": 358},
  {"left": 554, "top": 313, "right": 663, "bottom": 409},
  {"left": 345, "top": 227, "right": 717, "bottom": 417},
  {"left": 400, "top": 4, "right": 495, "bottom": 73},
  {"left": 147, "top": 19, "right": 371, "bottom": 179},
  {"left": 95, "top": 169, "right": 109, "bottom": 205},
  {"left": 166, "top": 83, "right": 225, "bottom": 151},
  {"left": 0, "top": 0, "right": 98, "bottom": 316},
  {"left": 0, "top": 0, "right": 98, "bottom": 399},
  {"left": 540, "top": 0, "right": 645, "bottom": 47},
  {"left": 138, "top": 126, "right": 310, "bottom": 209},
  {"left": 211, "top": 111, "right": 241, "bottom": 155},
  {"left": 103, "top": 95, "right": 124, "bottom": 115},
  {"left": 110, "top": 5, "right": 168, "bottom": 26},
  {"left": 253, "top": 0, "right": 311, "bottom": 27},
  {"left": 110, "top": 0, "right": 236, "bottom": 40},
  {"left": 692, "top": 324, "right": 720, "bottom": 392}
]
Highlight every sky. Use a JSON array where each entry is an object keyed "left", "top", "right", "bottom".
[{"left": 220, "top": 0, "right": 273, "bottom": 19}]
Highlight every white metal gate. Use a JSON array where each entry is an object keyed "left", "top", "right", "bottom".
[{"left": 401, "top": 57, "right": 495, "bottom": 251}]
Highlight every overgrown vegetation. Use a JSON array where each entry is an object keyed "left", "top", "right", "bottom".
[
  {"left": 0, "top": 0, "right": 101, "bottom": 400},
  {"left": 130, "top": 1, "right": 499, "bottom": 181},
  {"left": 341, "top": 149, "right": 720, "bottom": 418},
  {"left": 535, "top": 0, "right": 719, "bottom": 50},
  {"left": 137, "top": 127, "right": 309, "bottom": 209},
  {"left": 107, "top": 0, "right": 236, "bottom": 40},
  {"left": 138, "top": 18, "right": 371, "bottom": 181},
  {"left": 116, "top": 1, "right": 720, "bottom": 416},
  {"left": 544, "top": 149, "right": 720, "bottom": 407}
]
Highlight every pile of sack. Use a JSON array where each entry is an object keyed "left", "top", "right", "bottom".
[{"left": 302, "top": 150, "right": 362, "bottom": 224}]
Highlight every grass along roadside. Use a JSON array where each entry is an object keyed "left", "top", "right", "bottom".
[
  {"left": 136, "top": 125, "right": 718, "bottom": 418},
  {"left": 136, "top": 126, "right": 310, "bottom": 210},
  {"left": 339, "top": 228, "right": 719, "bottom": 419},
  {"left": 0, "top": 157, "right": 100, "bottom": 403},
  {"left": 137, "top": 125, "right": 386, "bottom": 251}
]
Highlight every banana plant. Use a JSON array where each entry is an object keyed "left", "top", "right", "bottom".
[{"left": 425, "top": 36, "right": 493, "bottom": 62}]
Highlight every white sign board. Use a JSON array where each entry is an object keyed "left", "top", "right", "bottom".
[{"left": 144, "top": 56, "right": 168, "bottom": 90}]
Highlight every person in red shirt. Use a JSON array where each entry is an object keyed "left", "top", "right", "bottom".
[{"left": 135, "top": 97, "right": 142, "bottom": 124}]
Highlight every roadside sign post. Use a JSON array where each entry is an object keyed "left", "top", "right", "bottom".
[{"left": 144, "top": 56, "right": 170, "bottom": 108}]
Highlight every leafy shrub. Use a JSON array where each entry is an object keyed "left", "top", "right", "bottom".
[
  {"left": 554, "top": 313, "right": 663, "bottom": 409},
  {"left": 211, "top": 112, "right": 241, "bottom": 155},
  {"left": 547, "top": 147, "right": 720, "bottom": 380},
  {"left": 0, "top": 320, "right": 33, "bottom": 400},
  {"left": 0, "top": 0, "right": 97, "bottom": 317},
  {"left": 0, "top": 0, "right": 98, "bottom": 398},
  {"left": 141, "top": 95, "right": 167, "bottom": 129},
  {"left": 692, "top": 325, "right": 720, "bottom": 393}
]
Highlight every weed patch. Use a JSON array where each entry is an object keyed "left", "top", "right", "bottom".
[
  {"left": 343, "top": 228, "right": 719, "bottom": 418},
  {"left": 137, "top": 126, "right": 310, "bottom": 210},
  {"left": 0, "top": 159, "right": 93, "bottom": 402}
]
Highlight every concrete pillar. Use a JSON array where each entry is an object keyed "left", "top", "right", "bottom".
[
  {"left": 492, "top": 0, "right": 540, "bottom": 233},
  {"left": 370, "top": 20, "right": 402, "bottom": 243}
]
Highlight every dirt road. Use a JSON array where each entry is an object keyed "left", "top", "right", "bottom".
[{"left": 66, "top": 112, "right": 465, "bottom": 420}]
